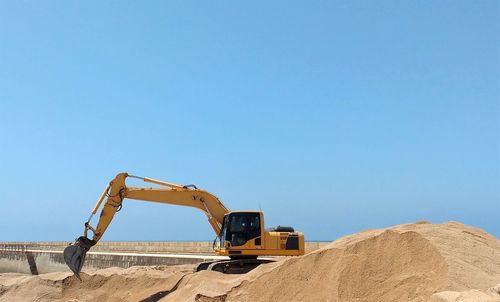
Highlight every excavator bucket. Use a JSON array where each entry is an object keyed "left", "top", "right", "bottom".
[
  {"left": 63, "top": 236, "right": 95, "bottom": 279},
  {"left": 63, "top": 244, "right": 87, "bottom": 278}
]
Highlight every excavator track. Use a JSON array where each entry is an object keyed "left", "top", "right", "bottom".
[{"left": 194, "top": 258, "right": 275, "bottom": 274}]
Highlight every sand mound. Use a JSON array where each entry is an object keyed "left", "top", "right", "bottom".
[
  {"left": 223, "top": 222, "right": 499, "bottom": 302},
  {"left": 224, "top": 229, "right": 448, "bottom": 302},
  {"left": 0, "top": 266, "right": 192, "bottom": 302},
  {"left": 1, "top": 221, "right": 498, "bottom": 302},
  {"left": 430, "top": 284, "right": 500, "bottom": 302}
]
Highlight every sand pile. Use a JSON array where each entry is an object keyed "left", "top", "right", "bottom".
[
  {"left": 0, "top": 265, "right": 193, "bottom": 302},
  {"left": 221, "top": 221, "right": 499, "bottom": 302},
  {"left": 0, "top": 221, "right": 498, "bottom": 302}
]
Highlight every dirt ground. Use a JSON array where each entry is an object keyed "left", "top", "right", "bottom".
[{"left": 1, "top": 221, "right": 499, "bottom": 302}]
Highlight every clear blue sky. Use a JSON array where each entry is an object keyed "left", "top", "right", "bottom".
[{"left": 0, "top": 1, "right": 498, "bottom": 241}]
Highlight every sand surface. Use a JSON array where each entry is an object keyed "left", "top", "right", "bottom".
[{"left": 1, "top": 221, "right": 498, "bottom": 302}]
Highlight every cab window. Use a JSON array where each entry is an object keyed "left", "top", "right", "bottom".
[{"left": 225, "top": 213, "right": 261, "bottom": 247}]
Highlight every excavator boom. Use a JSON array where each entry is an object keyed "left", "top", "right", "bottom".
[{"left": 64, "top": 172, "right": 229, "bottom": 276}]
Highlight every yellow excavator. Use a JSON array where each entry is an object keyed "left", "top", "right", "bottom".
[{"left": 64, "top": 173, "right": 304, "bottom": 276}]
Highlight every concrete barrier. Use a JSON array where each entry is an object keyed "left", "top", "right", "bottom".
[
  {"left": 0, "top": 241, "right": 329, "bottom": 274},
  {"left": 0, "top": 241, "right": 328, "bottom": 254}
]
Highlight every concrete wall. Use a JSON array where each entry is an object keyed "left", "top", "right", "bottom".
[
  {"left": 1, "top": 241, "right": 328, "bottom": 254},
  {"left": 0, "top": 252, "right": 68, "bottom": 274},
  {"left": 0, "top": 241, "right": 329, "bottom": 274},
  {"left": 0, "top": 249, "right": 223, "bottom": 274}
]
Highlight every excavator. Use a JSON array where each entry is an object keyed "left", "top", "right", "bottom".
[{"left": 64, "top": 173, "right": 304, "bottom": 276}]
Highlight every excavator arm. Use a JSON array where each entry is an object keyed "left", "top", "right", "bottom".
[{"left": 63, "top": 172, "right": 230, "bottom": 277}]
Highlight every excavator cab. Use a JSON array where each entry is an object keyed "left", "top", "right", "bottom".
[
  {"left": 220, "top": 212, "right": 262, "bottom": 248},
  {"left": 216, "top": 211, "right": 304, "bottom": 258},
  {"left": 205, "top": 210, "right": 304, "bottom": 272}
]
